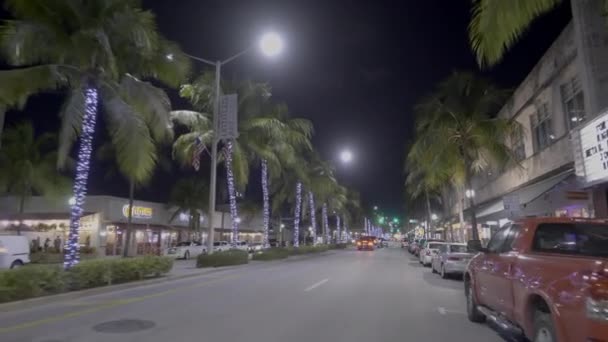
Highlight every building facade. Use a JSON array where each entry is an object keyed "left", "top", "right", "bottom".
[
  {"left": 447, "top": 0, "right": 608, "bottom": 242},
  {"left": 0, "top": 195, "right": 264, "bottom": 255}
]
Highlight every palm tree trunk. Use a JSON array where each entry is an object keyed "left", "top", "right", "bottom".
[
  {"left": 293, "top": 181, "right": 302, "bottom": 247},
  {"left": 261, "top": 159, "right": 270, "bottom": 248},
  {"left": 336, "top": 215, "right": 341, "bottom": 243},
  {"left": 123, "top": 180, "right": 135, "bottom": 257},
  {"left": 17, "top": 192, "right": 25, "bottom": 236},
  {"left": 463, "top": 160, "right": 479, "bottom": 241},
  {"left": 224, "top": 141, "right": 240, "bottom": 248},
  {"left": 64, "top": 86, "right": 99, "bottom": 269},
  {"left": 322, "top": 203, "right": 329, "bottom": 244},
  {"left": 308, "top": 191, "right": 316, "bottom": 245},
  {"left": 425, "top": 189, "right": 432, "bottom": 239}
]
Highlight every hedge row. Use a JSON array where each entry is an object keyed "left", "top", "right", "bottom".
[
  {"left": 196, "top": 250, "right": 249, "bottom": 268},
  {"left": 251, "top": 248, "right": 290, "bottom": 261},
  {"left": 0, "top": 256, "right": 174, "bottom": 303}
]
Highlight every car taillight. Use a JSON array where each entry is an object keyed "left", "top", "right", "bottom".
[
  {"left": 368, "top": 242, "right": 374, "bottom": 246},
  {"left": 586, "top": 277, "right": 608, "bottom": 321}
]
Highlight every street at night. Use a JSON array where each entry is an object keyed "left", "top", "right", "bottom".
[{"left": 0, "top": 248, "right": 508, "bottom": 342}]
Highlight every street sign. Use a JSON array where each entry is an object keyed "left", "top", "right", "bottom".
[
  {"left": 502, "top": 194, "right": 521, "bottom": 217},
  {"left": 217, "top": 94, "right": 238, "bottom": 140}
]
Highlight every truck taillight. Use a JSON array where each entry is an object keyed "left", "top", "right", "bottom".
[{"left": 586, "top": 277, "right": 608, "bottom": 321}]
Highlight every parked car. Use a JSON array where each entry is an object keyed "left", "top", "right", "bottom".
[
  {"left": 213, "top": 241, "right": 230, "bottom": 252},
  {"left": 465, "top": 217, "right": 608, "bottom": 342},
  {"left": 356, "top": 236, "right": 375, "bottom": 250},
  {"left": 248, "top": 243, "right": 263, "bottom": 253},
  {"left": 235, "top": 241, "right": 249, "bottom": 252},
  {"left": 431, "top": 243, "right": 472, "bottom": 278},
  {"left": 167, "top": 241, "right": 206, "bottom": 260},
  {"left": 0, "top": 235, "right": 30, "bottom": 269},
  {"left": 401, "top": 239, "right": 409, "bottom": 249},
  {"left": 408, "top": 239, "right": 419, "bottom": 254},
  {"left": 419, "top": 241, "right": 446, "bottom": 266}
]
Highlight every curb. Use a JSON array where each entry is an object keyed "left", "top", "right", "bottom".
[
  {"left": 0, "top": 249, "right": 343, "bottom": 312},
  {"left": 0, "top": 267, "right": 230, "bottom": 312}
]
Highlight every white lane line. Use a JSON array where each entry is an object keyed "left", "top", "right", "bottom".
[
  {"left": 437, "top": 307, "right": 466, "bottom": 315},
  {"left": 304, "top": 278, "right": 329, "bottom": 292}
]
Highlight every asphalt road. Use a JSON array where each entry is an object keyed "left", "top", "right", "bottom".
[{"left": 0, "top": 247, "right": 515, "bottom": 342}]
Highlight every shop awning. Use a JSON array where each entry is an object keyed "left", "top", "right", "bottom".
[{"left": 475, "top": 170, "right": 573, "bottom": 219}]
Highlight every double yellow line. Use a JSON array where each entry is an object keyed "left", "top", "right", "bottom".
[{"left": 0, "top": 273, "right": 240, "bottom": 334}]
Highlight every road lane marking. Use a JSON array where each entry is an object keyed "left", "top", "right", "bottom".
[
  {"left": 437, "top": 307, "right": 466, "bottom": 315},
  {"left": 0, "top": 274, "right": 240, "bottom": 334},
  {"left": 304, "top": 278, "right": 329, "bottom": 292}
]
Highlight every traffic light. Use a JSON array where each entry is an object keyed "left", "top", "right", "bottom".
[
  {"left": 393, "top": 217, "right": 399, "bottom": 223},
  {"left": 378, "top": 216, "right": 385, "bottom": 224}
]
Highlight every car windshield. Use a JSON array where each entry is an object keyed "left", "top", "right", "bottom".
[
  {"left": 427, "top": 243, "right": 443, "bottom": 249},
  {"left": 176, "top": 242, "right": 190, "bottom": 246},
  {"left": 449, "top": 245, "right": 467, "bottom": 253},
  {"left": 213, "top": 242, "right": 221, "bottom": 246}
]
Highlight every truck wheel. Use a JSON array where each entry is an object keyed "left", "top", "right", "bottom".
[
  {"left": 533, "top": 311, "right": 556, "bottom": 342},
  {"left": 10, "top": 260, "right": 23, "bottom": 269},
  {"left": 184, "top": 251, "right": 190, "bottom": 260},
  {"left": 466, "top": 279, "right": 485, "bottom": 323}
]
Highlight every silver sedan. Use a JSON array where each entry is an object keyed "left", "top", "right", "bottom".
[{"left": 430, "top": 243, "right": 473, "bottom": 279}]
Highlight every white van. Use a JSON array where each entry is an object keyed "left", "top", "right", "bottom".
[{"left": 0, "top": 235, "right": 30, "bottom": 269}]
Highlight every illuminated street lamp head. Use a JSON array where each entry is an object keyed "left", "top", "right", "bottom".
[
  {"left": 431, "top": 213, "right": 438, "bottom": 221},
  {"left": 340, "top": 149, "right": 353, "bottom": 164},
  {"left": 260, "top": 32, "right": 283, "bottom": 57},
  {"left": 68, "top": 196, "right": 76, "bottom": 206}
]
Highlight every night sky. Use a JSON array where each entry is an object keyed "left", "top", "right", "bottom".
[{"left": 2, "top": 0, "right": 572, "bottom": 217}]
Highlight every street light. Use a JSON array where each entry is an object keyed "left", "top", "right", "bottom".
[
  {"left": 431, "top": 213, "right": 438, "bottom": 221},
  {"left": 340, "top": 149, "right": 353, "bottom": 164},
  {"left": 373, "top": 206, "right": 378, "bottom": 211},
  {"left": 68, "top": 197, "right": 76, "bottom": 206},
  {"left": 184, "top": 31, "right": 284, "bottom": 254}
]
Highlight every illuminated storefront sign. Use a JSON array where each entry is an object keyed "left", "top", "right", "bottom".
[
  {"left": 122, "top": 205, "right": 153, "bottom": 219},
  {"left": 579, "top": 110, "right": 608, "bottom": 183}
]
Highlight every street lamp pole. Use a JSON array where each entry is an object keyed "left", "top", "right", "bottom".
[{"left": 184, "top": 32, "right": 283, "bottom": 254}]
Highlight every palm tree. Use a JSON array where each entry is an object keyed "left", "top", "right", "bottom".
[
  {"left": 306, "top": 155, "right": 338, "bottom": 244},
  {"left": 174, "top": 73, "right": 314, "bottom": 248},
  {"left": 0, "top": 121, "right": 70, "bottom": 234},
  {"left": 468, "top": 0, "right": 594, "bottom": 67},
  {"left": 97, "top": 140, "right": 170, "bottom": 257},
  {"left": 409, "top": 71, "right": 520, "bottom": 241},
  {"left": 168, "top": 177, "right": 209, "bottom": 242},
  {"left": 0, "top": 0, "right": 190, "bottom": 267}
]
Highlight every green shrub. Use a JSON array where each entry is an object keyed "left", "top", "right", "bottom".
[
  {"left": 197, "top": 249, "right": 249, "bottom": 268},
  {"left": 252, "top": 248, "right": 289, "bottom": 261},
  {"left": 330, "top": 243, "right": 348, "bottom": 249},
  {"left": 0, "top": 265, "right": 65, "bottom": 303},
  {"left": 287, "top": 245, "right": 329, "bottom": 255},
  {"left": 67, "top": 256, "right": 174, "bottom": 290},
  {"left": 30, "top": 252, "right": 96, "bottom": 264}
]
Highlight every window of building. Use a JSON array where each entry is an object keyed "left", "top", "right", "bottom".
[
  {"left": 561, "top": 77, "right": 586, "bottom": 130},
  {"left": 511, "top": 129, "right": 526, "bottom": 161},
  {"left": 530, "top": 103, "right": 554, "bottom": 152}
]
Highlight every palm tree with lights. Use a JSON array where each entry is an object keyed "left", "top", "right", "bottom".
[
  {"left": 0, "top": 0, "right": 190, "bottom": 267},
  {"left": 409, "top": 71, "right": 520, "bottom": 241}
]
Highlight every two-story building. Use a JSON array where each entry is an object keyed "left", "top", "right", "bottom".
[{"left": 448, "top": 0, "right": 608, "bottom": 242}]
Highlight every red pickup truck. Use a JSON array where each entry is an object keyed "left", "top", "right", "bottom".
[{"left": 464, "top": 217, "right": 608, "bottom": 342}]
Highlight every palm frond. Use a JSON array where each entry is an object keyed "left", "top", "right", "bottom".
[{"left": 469, "top": 0, "right": 563, "bottom": 67}]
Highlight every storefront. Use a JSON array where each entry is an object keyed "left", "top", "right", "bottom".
[
  {"left": 0, "top": 195, "right": 264, "bottom": 256},
  {"left": 573, "top": 108, "right": 608, "bottom": 218}
]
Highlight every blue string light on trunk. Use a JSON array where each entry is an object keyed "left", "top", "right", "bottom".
[
  {"left": 224, "top": 140, "right": 239, "bottom": 248},
  {"left": 293, "top": 181, "right": 302, "bottom": 247},
  {"left": 261, "top": 159, "right": 270, "bottom": 248},
  {"left": 308, "top": 191, "right": 316, "bottom": 244},
  {"left": 64, "top": 87, "right": 98, "bottom": 269},
  {"left": 322, "top": 203, "right": 329, "bottom": 244}
]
